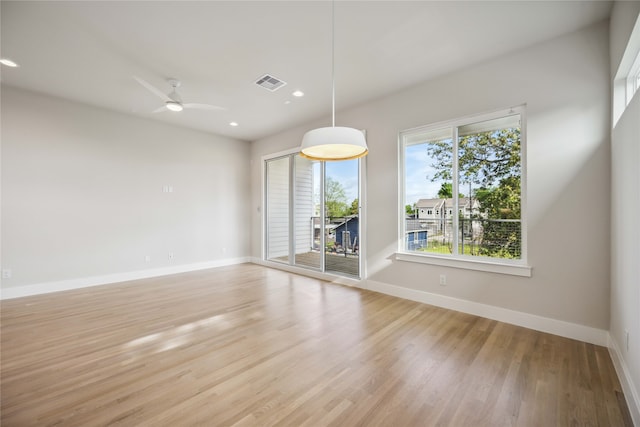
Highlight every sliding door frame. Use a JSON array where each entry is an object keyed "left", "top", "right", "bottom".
[{"left": 262, "top": 147, "right": 366, "bottom": 279}]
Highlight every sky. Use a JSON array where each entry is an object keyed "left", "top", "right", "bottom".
[
  {"left": 405, "top": 143, "right": 445, "bottom": 205},
  {"left": 326, "top": 159, "right": 359, "bottom": 202},
  {"left": 312, "top": 145, "right": 469, "bottom": 208},
  {"left": 319, "top": 148, "right": 445, "bottom": 207}
]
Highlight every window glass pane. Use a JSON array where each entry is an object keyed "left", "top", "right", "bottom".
[
  {"left": 458, "top": 114, "right": 521, "bottom": 259},
  {"left": 266, "top": 156, "right": 289, "bottom": 263},
  {"left": 404, "top": 129, "right": 454, "bottom": 254},
  {"left": 325, "top": 160, "right": 360, "bottom": 277},
  {"left": 293, "top": 156, "right": 321, "bottom": 269}
]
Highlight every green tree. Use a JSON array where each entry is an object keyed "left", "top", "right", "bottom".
[
  {"left": 473, "top": 176, "right": 521, "bottom": 258},
  {"left": 474, "top": 176, "right": 521, "bottom": 220},
  {"left": 348, "top": 198, "right": 359, "bottom": 215},
  {"left": 426, "top": 129, "right": 520, "bottom": 187},
  {"left": 438, "top": 183, "right": 453, "bottom": 198},
  {"left": 325, "top": 177, "right": 348, "bottom": 218},
  {"left": 436, "top": 183, "right": 465, "bottom": 199},
  {"left": 426, "top": 128, "right": 521, "bottom": 258},
  {"left": 405, "top": 203, "right": 416, "bottom": 216}
]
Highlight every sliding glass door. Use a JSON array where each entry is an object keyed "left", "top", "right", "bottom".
[
  {"left": 264, "top": 152, "right": 361, "bottom": 278},
  {"left": 293, "top": 156, "right": 322, "bottom": 270},
  {"left": 324, "top": 159, "right": 359, "bottom": 276}
]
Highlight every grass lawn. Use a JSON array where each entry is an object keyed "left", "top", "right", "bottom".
[{"left": 420, "top": 239, "right": 479, "bottom": 256}]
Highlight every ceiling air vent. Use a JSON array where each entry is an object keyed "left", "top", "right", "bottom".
[{"left": 255, "top": 74, "right": 287, "bottom": 92}]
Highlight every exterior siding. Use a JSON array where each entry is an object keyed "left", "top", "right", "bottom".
[
  {"left": 266, "top": 157, "right": 289, "bottom": 258},
  {"left": 294, "top": 158, "right": 314, "bottom": 255}
]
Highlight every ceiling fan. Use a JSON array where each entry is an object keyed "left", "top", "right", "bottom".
[{"left": 134, "top": 76, "right": 226, "bottom": 113}]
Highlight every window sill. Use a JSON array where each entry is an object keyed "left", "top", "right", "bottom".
[{"left": 395, "top": 252, "right": 532, "bottom": 277}]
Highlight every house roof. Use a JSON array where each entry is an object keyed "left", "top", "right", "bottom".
[{"left": 416, "top": 198, "right": 473, "bottom": 209}]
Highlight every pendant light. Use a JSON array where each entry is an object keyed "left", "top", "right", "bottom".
[{"left": 300, "top": 1, "right": 368, "bottom": 161}]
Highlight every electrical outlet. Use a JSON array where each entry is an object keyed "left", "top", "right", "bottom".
[
  {"left": 2, "top": 269, "right": 12, "bottom": 279},
  {"left": 439, "top": 274, "right": 446, "bottom": 286},
  {"left": 168, "top": 252, "right": 174, "bottom": 260},
  {"left": 145, "top": 255, "right": 151, "bottom": 262}
]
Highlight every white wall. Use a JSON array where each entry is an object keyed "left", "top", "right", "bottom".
[
  {"left": 610, "top": 1, "right": 640, "bottom": 77},
  {"left": 252, "top": 22, "right": 611, "bottom": 331},
  {"left": 610, "top": 2, "right": 640, "bottom": 424},
  {"left": 1, "top": 86, "right": 251, "bottom": 293}
]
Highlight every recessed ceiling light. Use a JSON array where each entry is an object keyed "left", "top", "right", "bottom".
[
  {"left": 292, "top": 90, "right": 304, "bottom": 97},
  {"left": 229, "top": 122, "right": 239, "bottom": 127},
  {"left": 0, "top": 58, "right": 19, "bottom": 67}
]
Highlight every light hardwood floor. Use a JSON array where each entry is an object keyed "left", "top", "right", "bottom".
[{"left": 1, "top": 263, "right": 633, "bottom": 426}]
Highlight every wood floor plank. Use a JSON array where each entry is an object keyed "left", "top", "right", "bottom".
[{"left": 1, "top": 263, "right": 633, "bottom": 426}]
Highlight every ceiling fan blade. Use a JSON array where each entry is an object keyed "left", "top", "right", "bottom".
[
  {"left": 183, "top": 103, "right": 227, "bottom": 111},
  {"left": 152, "top": 105, "right": 168, "bottom": 113},
  {"left": 134, "top": 76, "right": 171, "bottom": 102}
]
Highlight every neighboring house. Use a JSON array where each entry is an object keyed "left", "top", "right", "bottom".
[
  {"left": 405, "top": 219, "right": 428, "bottom": 250},
  {"left": 416, "top": 197, "right": 481, "bottom": 220},
  {"left": 311, "top": 216, "right": 359, "bottom": 253},
  {"left": 405, "top": 198, "right": 482, "bottom": 249},
  {"left": 334, "top": 216, "right": 359, "bottom": 252}
]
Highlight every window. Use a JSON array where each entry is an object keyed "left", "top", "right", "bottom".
[
  {"left": 614, "top": 36, "right": 640, "bottom": 126},
  {"left": 399, "top": 106, "right": 528, "bottom": 274},
  {"left": 626, "top": 50, "right": 640, "bottom": 106}
]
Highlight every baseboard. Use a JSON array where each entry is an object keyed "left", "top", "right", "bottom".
[
  {"left": 362, "top": 279, "right": 608, "bottom": 346},
  {"left": 11, "top": 258, "right": 609, "bottom": 346},
  {"left": 608, "top": 334, "right": 640, "bottom": 426},
  {"left": 245, "top": 261, "right": 609, "bottom": 347},
  {"left": 0, "top": 257, "right": 250, "bottom": 300}
]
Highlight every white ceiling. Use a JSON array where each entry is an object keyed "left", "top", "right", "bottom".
[{"left": 1, "top": 1, "right": 612, "bottom": 142}]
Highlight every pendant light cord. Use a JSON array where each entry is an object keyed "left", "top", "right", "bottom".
[{"left": 331, "top": 0, "right": 336, "bottom": 128}]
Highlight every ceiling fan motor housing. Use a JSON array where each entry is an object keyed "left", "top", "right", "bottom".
[{"left": 166, "top": 78, "right": 183, "bottom": 105}]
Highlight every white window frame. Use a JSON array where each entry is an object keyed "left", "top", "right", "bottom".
[
  {"left": 613, "top": 21, "right": 640, "bottom": 126},
  {"left": 397, "top": 106, "right": 531, "bottom": 277},
  {"left": 626, "top": 51, "right": 640, "bottom": 106}
]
